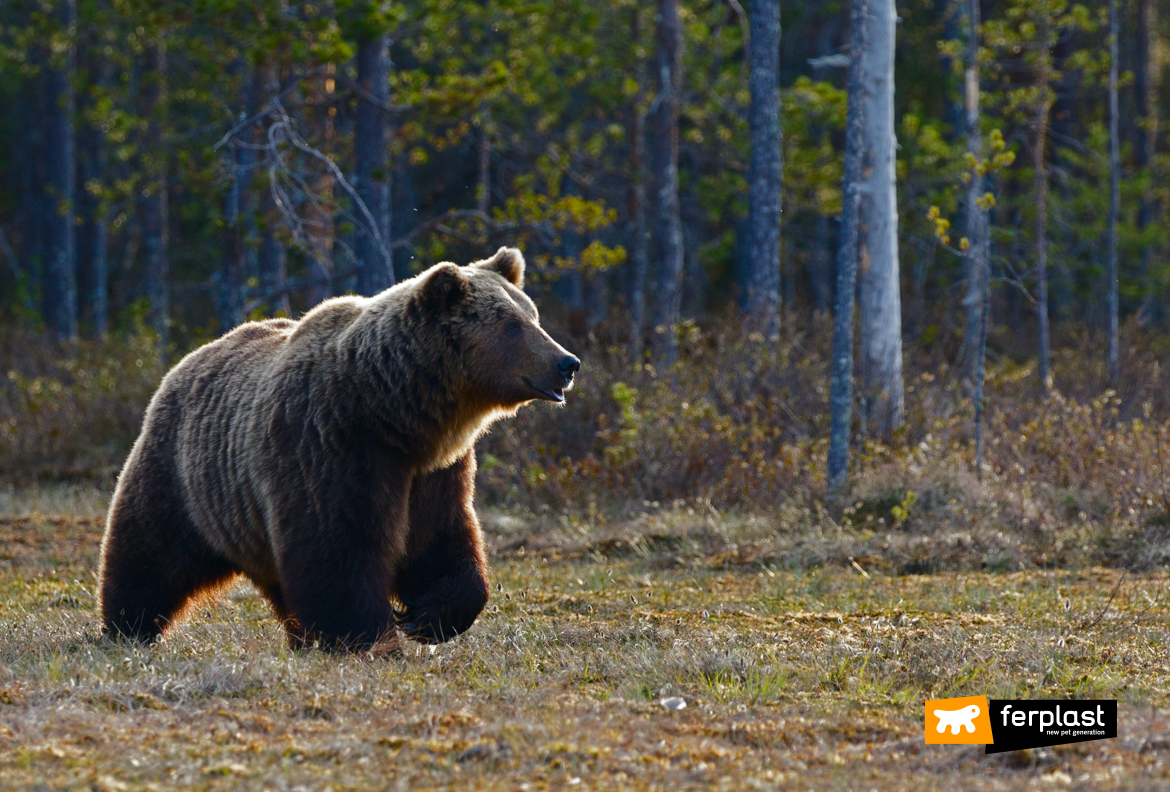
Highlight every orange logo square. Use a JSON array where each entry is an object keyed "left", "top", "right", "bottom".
[{"left": 925, "top": 695, "right": 994, "bottom": 744}]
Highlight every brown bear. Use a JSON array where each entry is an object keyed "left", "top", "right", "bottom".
[{"left": 98, "top": 247, "right": 578, "bottom": 651}]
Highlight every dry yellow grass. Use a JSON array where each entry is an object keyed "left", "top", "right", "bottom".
[{"left": 0, "top": 494, "right": 1169, "bottom": 790}]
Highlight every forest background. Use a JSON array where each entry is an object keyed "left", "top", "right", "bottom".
[{"left": 2, "top": 0, "right": 1170, "bottom": 567}]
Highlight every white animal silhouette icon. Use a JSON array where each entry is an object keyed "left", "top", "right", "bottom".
[{"left": 934, "top": 704, "right": 981, "bottom": 735}]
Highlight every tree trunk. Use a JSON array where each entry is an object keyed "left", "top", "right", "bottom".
[
  {"left": 627, "top": 4, "right": 649, "bottom": 361},
  {"left": 858, "top": 0, "right": 903, "bottom": 436},
  {"left": 1136, "top": 0, "right": 1158, "bottom": 321},
  {"left": 18, "top": 81, "right": 45, "bottom": 302},
  {"left": 305, "top": 66, "right": 337, "bottom": 308},
  {"left": 942, "top": 0, "right": 966, "bottom": 138},
  {"left": 355, "top": 34, "right": 393, "bottom": 296},
  {"left": 807, "top": 17, "right": 840, "bottom": 317},
  {"left": 220, "top": 152, "right": 245, "bottom": 332},
  {"left": 827, "top": 0, "right": 869, "bottom": 495},
  {"left": 809, "top": 214, "right": 833, "bottom": 314},
  {"left": 650, "top": 0, "right": 685, "bottom": 368},
  {"left": 391, "top": 160, "right": 418, "bottom": 282},
  {"left": 477, "top": 105, "right": 491, "bottom": 216},
  {"left": 141, "top": 38, "right": 169, "bottom": 345},
  {"left": 256, "top": 65, "right": 290, "bottom": 316},
  {"left": 1035, "top": 32, "right": 1052, "bottom": 392},
  {"left": 1107, "top": 0, "right": 1120, "bottom": 384},
  {"left": 746, "top": 0, "right": 782, "bottom": 339},
  {"left": 43, "top": 0, "right": 78, "bottom": 340},
  {"left": 76, "top": 42, "right": 108, "bottom": 338},
  {"left": 961, "top": 0, "right": 988, "bottom": 377},
  {"left": 682, "top": 200, "right": 705, "bottom": 317},
  {"left": 220, "top": 65, "right": 254, "bottom": 332},
  {"left": 966, "top": 0, "right": 990, "bottom": 479}
]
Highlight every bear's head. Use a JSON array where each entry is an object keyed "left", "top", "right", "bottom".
[{"left": 418, "top": 247, "right": 580, "bottom": 409}]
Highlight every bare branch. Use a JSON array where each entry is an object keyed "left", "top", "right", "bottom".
[
  {"left": 268, "top": 98, "right": 394, "bottom": 277},
  {"left": 212, "top": 66, "right": 328, "bottom": 152}
]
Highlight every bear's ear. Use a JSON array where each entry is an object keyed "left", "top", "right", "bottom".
[
  {"left": 419, "top": 262, "right": 470, "bottom": 312},
  {"left": 472, "top": 247, "right": 525, "bottom": 287}
]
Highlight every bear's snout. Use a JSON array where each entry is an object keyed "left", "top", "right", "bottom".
[{"left": 558, "top": 355, "right": 580, "bottom": 387}]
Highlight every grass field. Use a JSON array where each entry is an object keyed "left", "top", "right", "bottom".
[{"left": 2, "top": 490, "right": 1170, "bottom": 790}]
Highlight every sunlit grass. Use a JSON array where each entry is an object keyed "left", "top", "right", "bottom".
[{"left": 1, "top": 507, "right": 1169, "bottom": 789}]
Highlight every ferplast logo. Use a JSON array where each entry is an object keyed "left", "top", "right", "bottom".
[
  {"left": 984, "top": 700, "right": 1117, "bottom": 754},
  {"left": 924, "top": 696, "right": 1118, "bottom": 753},
  {"left": 924, "top": 695, "right": 994, "bottom": 745}
]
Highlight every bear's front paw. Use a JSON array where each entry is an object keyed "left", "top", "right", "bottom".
[
  {"left": 394, "top": 573, "right": 488, "bottom": 644},
  {"left": 394, "top": 601, "right": 473, "bottom": 644}
]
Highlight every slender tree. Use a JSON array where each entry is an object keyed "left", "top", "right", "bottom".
[
  {"left": 43, "top": 0, "right": 78, "bottom": 340},
  {"left": 1135, "top": 0, "right": 1158, "bottom": 321},
  {"left": 858, "top": 0, "right": 903, "bottom": 435},
  {"left": 627, "top": 3, "right": 649, "bottom": 360},
  {"left": 1034, "top": 19, "right": 1052, "bottom": 392},
  {"left": 305, "top": 65, "right": 337, "bottom": 308},
  {"left": 141, "top": 36, "right": 169, "bottom": 344},
  {"left": 1106, "top": 0, "right": 1120, "bottom": 384},
  {"left": 960, "top": 0, "right": 988, "bottom": 377},
  {"left": 807, "top": 14, "right": 842, "bottom": 317},
  {"left": 256, "top": 64, "right": 290, "bottom": 316},
  {"left": 17, "top": 82, "right": 46, "bottom": 301},
  {"left": 746, "top": 0, "right": 782, "bottom": 339},
  {"left": 355, "top": 29, "right": 393, "bottom": 296},
  {"left": 477, "top": 105, "right": 491, "bottom": 216},
  {"left": 220, "top": 67, "right": 256, "bottom": 332},
  {"left": 827, "top": 0, "right": 869, "bottom": 495},
  {"left": 259, "top": 209, "right": 290, "bottom": 316},
  {"left": 650, "top": 0, "right": 684, "bottom": 368},
  {"left": 966, "top": 0, "right": 991, "bottom": 478},
  {"left": 76, "top": 39, "right": 108, "bottom": 338}
]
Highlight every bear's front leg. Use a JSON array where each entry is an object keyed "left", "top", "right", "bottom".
[
  {"left": 274, "top": 468, "right": 411, "bottom": 652},
  {"left": 394, "top": 451, "right": 490, "bottom": 644}
]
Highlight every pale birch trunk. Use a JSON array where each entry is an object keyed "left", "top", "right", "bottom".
[{"left": 858, "top": 0, "right": 903, "bottom": 436}]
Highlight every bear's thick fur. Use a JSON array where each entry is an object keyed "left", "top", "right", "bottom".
[{"left": 99, "top": 248, "right": 578, "bottom": 651}]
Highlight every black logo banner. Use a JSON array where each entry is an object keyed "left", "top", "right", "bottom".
[{"left": 985, "top": 699, "right": 1117, "bottom": 754}]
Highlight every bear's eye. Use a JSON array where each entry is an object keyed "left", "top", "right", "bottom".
[{"left": 506, "top": 321, "right": 521, "bottom": 335}]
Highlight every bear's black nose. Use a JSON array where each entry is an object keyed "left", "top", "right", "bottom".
[{"left": 558, "top": 355, "right": 580, "bottom": 384}]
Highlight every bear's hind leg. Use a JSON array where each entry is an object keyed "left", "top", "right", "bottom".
[
  {"left": 255, "top": 581, "right": 309, "bottom": 649},
  {"left": 395, "top": 451, "right": 489, "bottom": 644},
  {"left": 100, "top": 496, "right": 236, "bottom": 642}
]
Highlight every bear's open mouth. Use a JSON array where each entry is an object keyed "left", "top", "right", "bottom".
[{"left": 523, "top": 378, "right": 565, "bottom": 403}]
